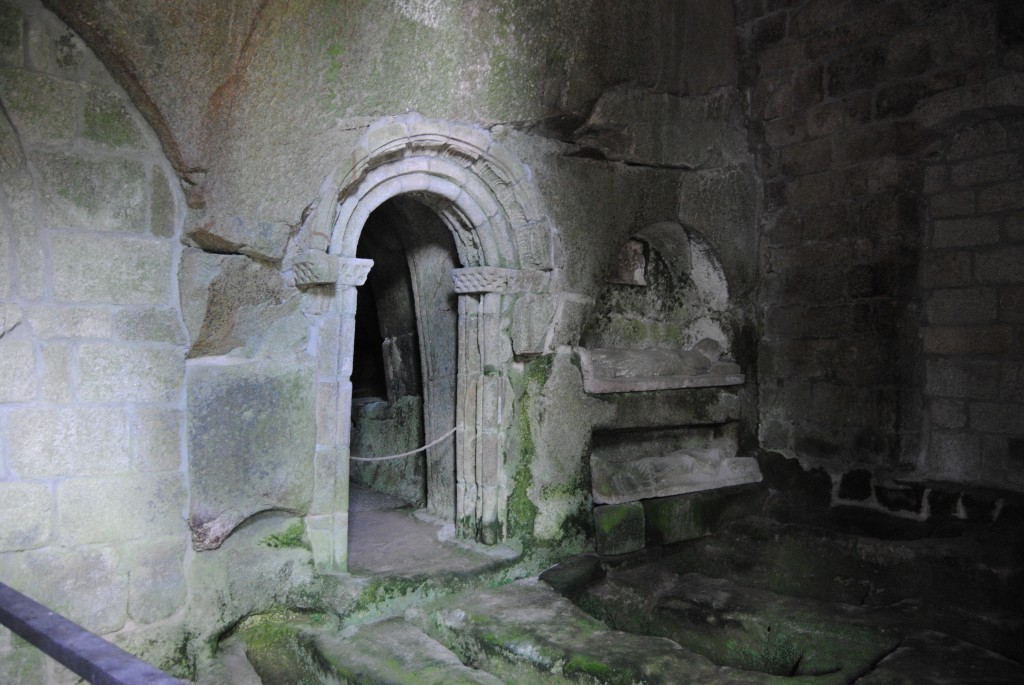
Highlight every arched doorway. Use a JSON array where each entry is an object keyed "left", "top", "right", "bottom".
[
  {"left": 300, "top": 115, "right": 559, "bottom": 572},
  {"left": 349, "top": 198, "right": 459, "bottom": 517}
]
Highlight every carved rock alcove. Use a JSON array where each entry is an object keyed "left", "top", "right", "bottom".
[{"left": 581, "top": 222, "right": 761, "bottom": 553}]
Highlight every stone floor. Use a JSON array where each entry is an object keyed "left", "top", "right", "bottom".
[
  {"left": 347, "top": 484, "right": 518, "bottom": 577},
  {"left": 212, "top": 489, "right": 1024, "bottom": 685}
]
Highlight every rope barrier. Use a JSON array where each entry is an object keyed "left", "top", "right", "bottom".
[{"left": 350, "top": 426, "right": 458, "bottom": 462}]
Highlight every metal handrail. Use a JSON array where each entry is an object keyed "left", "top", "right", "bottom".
[{"left": 0, "top": 582, "right": 187, "bottom": 685}]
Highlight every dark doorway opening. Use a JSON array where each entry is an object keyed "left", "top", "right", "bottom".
[{"left": 348, "top": 196, "right": 462, "bottom": 574}]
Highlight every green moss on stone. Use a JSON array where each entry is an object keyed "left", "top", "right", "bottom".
[
  {"left": 262, "top": 521, "right": 311, "bottom": 550},
  {"left": 83, "top": 87, "right": 144, "bottom": 148},
  {"left": 565, "top": 653, "right": 622, "bottom": 680},
  {"left": 595, "top": 505, "right": 631, "bottom": 534}
]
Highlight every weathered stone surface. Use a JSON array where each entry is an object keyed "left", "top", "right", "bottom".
[
  {"left": 0, "top": 68, "right": 77, "bottom": 143},
  {"left": 409, "top": 579, "right": 761, "bottom": 685},
  {"left": 0, "top": 641, "right": 45, "bottom": 685},
  {"left": 36, "top": 151, "right": 148, "bottom": 232},
  {"left": 0, "top": 302, "right": 20, "bottom": 336},
  {"left": 852, "top": 631, "right": 1024, "bottom": 684},
  {"left": 77, "top": 343, "right": 184, "bottom": 402},
  {"left": 187, "top": 358, "right": 316, "bottom": 550},
  {"left": 8, "top": 407, "right": 130, "bottom": 477},
  {"left": 0, "top": 483, "right": 51, "bottom": 551},
  {"left": 150, "top": 167, "right": 178, "bottom": 238},
  {"left": 0, "top": 338, "right": 35, "bottom": 402},
  {"left": 125, "top": 538, "right": 186, "bottom": 624},
  {"left": 3, "top": 171, "right": 44, "bottom": 300},
  {"left": 525, "top": 351, "right": 601, "bottom": 543},
  {"left": 677, "top": 165, "right": 759, "bottom": 292},
  {"left": 593, "top": 502, "right": 645, "bottom": 555},
  {"left": 113, "top": 307, "right": 187, "bottom": 345},
  {"left": 178, "top": 248, "right": 298, "bottom": 357},
  {"left": 40, "top": 341, "right": 72, "bottom": 402},
  {"left": 574, "top": 87, "right": 747, "bottom": 169},
  {"left": 0, "top": 546, "right": 128, "bottom": 634},
  {"left": 57, "top": 473, "right": 184, "bottom": 545},
  {"left": 52, "top": 233, "right": 173, "bottom": 304},
  {"left": 186, "top": 217, "right": 292, "bottom": 263},
  {"left": 28, "top": 304, "right": 111, "bottom": 339},
  {"left": 592, "top": 447, "right": 762, "bottom": 505},
  {"left": 314, "top": 617, "right": 503, "bottom": 685},
  {"left": 82, "top": 83, "right": 145, "bottom": 148},
  {"left": 511, "top": 294, "right": 556, "bottom": 355},
  {"left": 580, "top": 345, "right": 743, "bottom": 394},
  {"left": 0, "top": 2, "right": 22, "bottom": 65},
  {"left": 131, "top": 407, "right": 183, "bottom": 472},
  {"left": 584, "top": 566, "right": 899, "bottom": 680},
  {"left": 643, "top": 486, "right": 765, "bottom": 545},
  {"left": 0, "top": 214, "right": 11, "bottom": 300}
]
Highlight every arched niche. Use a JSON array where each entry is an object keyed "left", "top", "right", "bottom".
[{"left": 296, "top": 115, "right": 559, "bottom": 571}]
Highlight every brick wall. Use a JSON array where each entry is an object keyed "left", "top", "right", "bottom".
[
  {"left": 738, "top": 0, "right": 1024, "bottom": 488},
  {"left": 0, "top": 1, "right": 187, "bottom": 681}
]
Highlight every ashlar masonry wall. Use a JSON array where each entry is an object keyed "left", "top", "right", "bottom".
[
  {"left": 738, "top": 0, "right": 1024, "bottom": 490},
  {"left": 0, "top": 0, "right": 188, "bottom": 681}
]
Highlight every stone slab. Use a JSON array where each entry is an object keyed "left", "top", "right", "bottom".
[
  {"left": 315, "top": 617, "right": 503, "bottom": 685},
  {"left": 642, "top": 486, "right": 766, "bottom": 546},
  {"left": 593, "top": 502, "right": 645, "bottom": 556},
  {"left": 186, "top": 357, "right": 316, "bottom": 550},
  {"left": 852, "top": 630, "right": 1024, "bottom": 684},
  {"left": 591, "top": 447, "right": 762, "bottom": 505},
  {"left": 579, "top": 346, "right": 743, "bottom": 394},
  {"left": 409, "top": 579, "right": 769, "bottom": 685}
]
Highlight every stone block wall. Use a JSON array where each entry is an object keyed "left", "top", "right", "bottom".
[
  {"left": 920, "top": 113, "right": 1024, "bottom": 487},
  {"left": 738, "top": 0, "right": 1024, "bottom": 487},
  {"left": 0, "top": 1, "right": 187, "bottom": 681}
]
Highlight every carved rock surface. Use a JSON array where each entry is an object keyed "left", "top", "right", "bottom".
[
  {"left": 187, "top": 357, "right": 316, "bottom": 550},
  {"left": 178, "top": 248, "right": 298, "bottom": 357}
]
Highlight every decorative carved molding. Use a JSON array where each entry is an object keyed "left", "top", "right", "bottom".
[
  {"left": 451, "top": 267, "right": 547, "bottom": 295},
  {"left": 293, "top": 252, "right": 339, "bottom": 288}
]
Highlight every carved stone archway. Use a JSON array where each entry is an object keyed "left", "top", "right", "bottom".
[{"left": 299, "top": 115, "right": 558, "bottom": 571}]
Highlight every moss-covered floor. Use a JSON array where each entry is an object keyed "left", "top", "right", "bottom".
[{"left": 209, "top": 501, "right": 1024, "bottom": 685}]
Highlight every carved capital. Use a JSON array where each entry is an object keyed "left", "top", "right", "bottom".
[
  {"left": 293, "top": 254, "right": 374, "bottom": 287},
  {"left": 337, "top": 257, "right": 374, "bottom": 286},
  {"left": 293, "top": 252, "right": 339, "bottom": 288},
  {"left": 451, "top": 267, "right": 547, "bottom": 294}
]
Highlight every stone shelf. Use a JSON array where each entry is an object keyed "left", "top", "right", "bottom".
[
  {"left": 578, "top": 346, "right": 744, "bottom": 394},
  {"left": 591, "top": 446, "right": 762, "bottom": 505}
]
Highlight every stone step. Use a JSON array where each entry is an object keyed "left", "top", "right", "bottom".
[
  {"left": 407, "top": 578, "right": 776, "bottom": 684},
  {"left": 221, "top": 613, "right": 503, "bottom": 685},
  {"left": 314, "top": 616, "right": 503, "bottom": 685}
]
